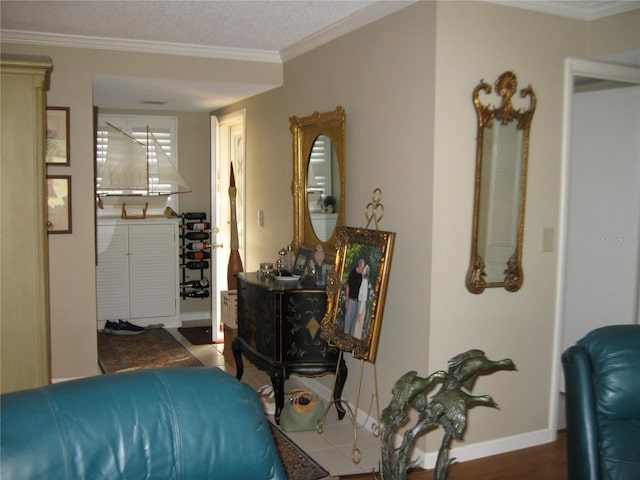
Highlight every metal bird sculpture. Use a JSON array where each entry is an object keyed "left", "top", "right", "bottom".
[
  {"left": 447, "top": 349, "right": 516, "bottom": 390},
  {"left": 377, "top": 350, "right": 516, "bottom": 480},
  {"left": 379, "top": 370, "right": 447, "bottom": 480}
]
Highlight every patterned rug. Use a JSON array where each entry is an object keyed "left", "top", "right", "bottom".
[
  {"left": 98, "top": 329, "right": 331, "bottom": 479},
  {"left": 98, "top": 328, "right": 203, "bottom": 373},
  {"left": 269, "top": 423, "right": 332, "bottom": 480}
]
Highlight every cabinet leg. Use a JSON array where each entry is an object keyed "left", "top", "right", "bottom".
[
  {"left": 232, "top": 338, "right": 244, "bottom": 380},
  {"left": 334, "top": 359, "right": 348, "bottom": 419},
  {"left": 272, "top": 367, "right": 285, "bottom": 424}
]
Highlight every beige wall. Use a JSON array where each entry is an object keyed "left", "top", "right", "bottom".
[
  {"left": 216, "top": 0, "right": 638, "bottom": 458},
  {"left": 2, "top": 0, "right": 638, "bottom": 458},
  {"left": 428, "top": 1, "right": 586, "bottom": 449},
  {"left": 216, "top": 3, "right": 438, "bottom": 425},
  {"left": 589, "top": 9, "right": 640, "bottom": 58},
  {"left": 0, "top": 42, "right": 281, "bottom": 379}
]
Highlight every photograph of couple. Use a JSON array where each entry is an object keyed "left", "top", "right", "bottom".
[
  {"left": 338, "top": 242, "right": 382, "bottom": 342},
  {"left": 343, "top": 258, "right": 370, "bottom": 340},
  {"left": 321, "top": 226, "right": 395, "bottom": 362}
]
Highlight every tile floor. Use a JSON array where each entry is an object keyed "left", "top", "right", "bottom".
[{"left": 168, "top": 327, "right": 381, "bottom": 477}]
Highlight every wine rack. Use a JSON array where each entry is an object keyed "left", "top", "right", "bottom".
[{"left": 179, "top": 212, "right": 214, "bottom": 299}]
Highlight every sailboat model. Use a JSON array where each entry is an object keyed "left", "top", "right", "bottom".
[
  {"left": 98, "top": 122, "right": 191, "bottom": 197},
  {"left": 97, "top": 123, "right": 191, "bottom": 219}
]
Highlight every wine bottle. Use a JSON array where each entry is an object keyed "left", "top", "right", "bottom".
[
  {"left": 180, "top": 250, "right": 211, "bottom": 260},
  {"left": 181, "top": 260, "right": 209, "bottom": 270},
  {"left": 181, "top": 212, "right": 207, "bottom": 220},
  {"left": 181, "top": 289, "right": 210, "bottom": 299},
  {"left": 181, "top": 242, "right": 211, "bottom": 250},
  {"left": 180, "top": 232, "right": 210, "bottom": 241},
  {"left": 180, "top": 222, "right": 210, "bottom": 231},
  {"left": 180, "top": 278, "right": 209, "bottom": 289}
]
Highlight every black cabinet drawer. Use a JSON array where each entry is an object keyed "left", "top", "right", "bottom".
[{"left": 236, "top": 272, "right": 338, "bottom": 370}]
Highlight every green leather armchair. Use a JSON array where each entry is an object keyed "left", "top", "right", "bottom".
[
  {"left": 1, "top": 367, "right": 286, "bottom": 480},
  {"left": 562, "top": 324, "right": 640, "bottom": 480}
]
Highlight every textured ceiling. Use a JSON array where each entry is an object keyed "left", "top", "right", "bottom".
[
  {"left": 0, "top": 0, "right": 380, "bottom": 52},
  {"left": 2, "top": 0, "right": 638, "bottom": 111},
  {"left": 1, "top": 0, "right": 394, "bottom": 110}
]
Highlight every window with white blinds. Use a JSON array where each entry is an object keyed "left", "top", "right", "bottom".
[
  {"left": 307, "top": 135, "right": 333, "bottom": 212},
  {"left": 96, "top": 114, "right": 178, "bottom": 196}
]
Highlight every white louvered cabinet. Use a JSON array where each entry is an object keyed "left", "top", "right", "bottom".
[{"left": 97, "top": 219, "right": 180, "bottom": 327}]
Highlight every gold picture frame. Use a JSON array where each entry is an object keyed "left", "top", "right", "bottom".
[
  {"left": 46, "top": 106, "right": 70, "bottom": 165},
  {"left": 321, "top": 226, "right": 395, "bottom": 362},
  {"left": 47, "top": 175, "right": 72, "bottom": 234}
]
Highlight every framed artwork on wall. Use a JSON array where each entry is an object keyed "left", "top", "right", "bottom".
[
  {"left": 46, "top": 106, "right": 70, "bottom": 165},
  {"left": 321, "top": 226, "right": 395, "bottom": 362},
  {"left": 47, "top": 175, "right": 72, "bottom": 234}
]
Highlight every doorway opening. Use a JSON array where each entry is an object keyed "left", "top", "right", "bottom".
[
  {"left": 211, "top": 110, "right": 246, "bottom": 337},
  {"left": 552, "top": 58, "right": 640, "bottom": 431}
]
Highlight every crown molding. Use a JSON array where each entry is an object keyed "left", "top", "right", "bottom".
[
  {"left": 280, "top": 0, "right": 418, "bottom": 62},
  {"left": 485, "top": 1, "right": 640, "bottom": 21},
  {"left": 2, "top": 1, "right": 638, "bottom": 64},
  {"left": 0, "top": 29, "right": 283, "bottom": 64}
]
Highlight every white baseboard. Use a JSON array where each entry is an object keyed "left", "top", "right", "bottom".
[
  {"left": 97, "top": 312, "right": 211, "bottom": 331},
  {"left": 181, "top": 319, "right": 212, "bottom": 327},
  {"left": 179, "top": 311, "right": 211, "bottom": 323},
  {"left": 97, "top": 318, "right": 181, "bottom": 330},
  {"left": 294, "top": 376, "right": 556, "bottom": 468},
  {"left": 418, "top": 428, "right": 555, "bottom": 468}
]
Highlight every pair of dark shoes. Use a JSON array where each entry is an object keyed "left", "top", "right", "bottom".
[{"left": 104, "top": 319, "right": 145, "bottom": 335}]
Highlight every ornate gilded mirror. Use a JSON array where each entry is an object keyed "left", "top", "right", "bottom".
[
  {"left": 290, "top": 106, "right": 346, "bottom": 258},
  {"left": 466, "top": 72, "right": 536, "bottom": 294}
]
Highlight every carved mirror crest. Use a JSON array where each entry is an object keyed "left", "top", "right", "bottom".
[{"left": 466, "top": 72, "right": 536, "bottom": 294}]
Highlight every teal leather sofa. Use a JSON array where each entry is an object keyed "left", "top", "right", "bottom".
[
  {"left": 562, "top": 324, "right": 640, "bottom": 480},
  {"left": 1, "top": 367, "right": 286, "bottom": 480}
]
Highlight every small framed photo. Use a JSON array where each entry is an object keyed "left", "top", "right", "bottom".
[
  {"left": 46, "top": 107, "right": 70, "bottom": 165},
  {"left": 47, "top": 175, "right": 72, "bottom": 234},
  {"left": 292, "top": 246, "right": 313, "bottom": 276},
  {"left": 321, "top": 226, "right": 395, "bottom": 362}
]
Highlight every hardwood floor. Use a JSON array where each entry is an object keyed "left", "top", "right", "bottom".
[{"left": 340, "top": 431, "right": 567, "bottom": 479}]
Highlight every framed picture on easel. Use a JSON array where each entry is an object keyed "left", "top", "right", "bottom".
[{"left": 321, "top": 226, "right": 395, "bottom": 362}]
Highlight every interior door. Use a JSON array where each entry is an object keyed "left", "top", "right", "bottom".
[
  {"left": 129, "top": 223, "right": 178, "bottom": 319},
  {"left": 96, "top": 224, "right": 130, "bottom": 322},
  {"left": 211, "top": 110, "right": 246, "bottom": 336}
]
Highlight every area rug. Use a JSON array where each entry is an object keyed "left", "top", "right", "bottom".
[
  {"left": 177, "top": 325, "right": 222, "bottom": 345},
  {"left": 269, "top": 423, "right": 333, "bottom": 480},
  {"left": 98, "top": 328, "right": 203, "bottom": 373}
]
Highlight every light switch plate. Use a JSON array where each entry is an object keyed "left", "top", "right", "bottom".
[{"left": 542, "top": 227, "right": 554, "bottom": 252}]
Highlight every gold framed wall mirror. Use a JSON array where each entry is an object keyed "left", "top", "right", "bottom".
[
  {"left": 466, "top": 72, "right": 536, "bottom": 294},
  {"left": 290, "top": 106, "right": 346, "bottom": 259}
]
